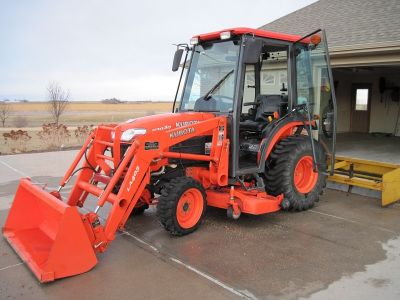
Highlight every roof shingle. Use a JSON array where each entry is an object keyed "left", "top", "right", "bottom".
[{"left": 259, "top": 0, "right": 400, "bottom": 49}]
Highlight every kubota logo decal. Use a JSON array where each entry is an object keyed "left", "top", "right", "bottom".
[
  {"left": 169, "top": 127, "right": 195, "bottom": 139},
  {"left": 127, "top": 166, "right": 140, "bottom": 192},
  {"left": 176, "top": 120, "right": 199, "bottom": 127}
]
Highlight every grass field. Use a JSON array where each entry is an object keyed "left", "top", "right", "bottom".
[
  {"left": 7, "top": 101, "right": 173, "bottom": 126},
  {"left": 1, "top": 101, "right": 172, "bottom": 155}
]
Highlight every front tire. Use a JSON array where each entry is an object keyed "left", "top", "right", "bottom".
[
  {"left": 265, "top": 136, "right": 326, "bottom": 211},
  {"left": 130, "top": 187, "right": 153, "bottom": 216},
  {"left": 157, "top": 177, "right": 206, "bottom": 236}
]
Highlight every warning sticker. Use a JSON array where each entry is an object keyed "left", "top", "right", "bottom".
[{"left": 145, "top": 141, "right": 159, "bottom": 150}]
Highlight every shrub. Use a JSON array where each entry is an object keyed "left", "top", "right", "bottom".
[
  {"left": 3, "top": 130, "right": 32, "bottom": 153},
  {"left": 37, "top": 123, "right": 70, "bottom": 149},
  {"left": 74, "top": 125, "right": 94, "bottom": 144}
]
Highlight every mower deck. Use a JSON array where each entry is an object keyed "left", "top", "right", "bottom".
[{"left": 206, "top": 188, "right": 283, "bottom": 215}]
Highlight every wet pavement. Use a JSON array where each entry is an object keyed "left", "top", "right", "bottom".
[{"left": 0, "top": 150, "right": 399, "bottom": 299}]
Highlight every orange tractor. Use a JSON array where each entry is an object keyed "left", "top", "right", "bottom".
[{"left": 3, "top": 27, "right": 337, "bottom": 282}]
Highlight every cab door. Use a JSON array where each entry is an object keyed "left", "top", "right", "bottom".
[{"left": 294, "top": 30, "right": 337, "bottom": 174}]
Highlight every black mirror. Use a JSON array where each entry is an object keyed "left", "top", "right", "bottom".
[
  {"left": 172, "top": 49, "right": 184, "bottom": 72},
  {"left": 243, "top": 38, "right": 262, "bottom": 64}
]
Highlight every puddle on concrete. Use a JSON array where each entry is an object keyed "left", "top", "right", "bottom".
[{"left": 304, "top": 235, "right": 400, "bottom": 299}]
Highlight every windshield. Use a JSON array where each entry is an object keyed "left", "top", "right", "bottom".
[{"left": 180, "top": 40, "right": 240, "bottom": 113}]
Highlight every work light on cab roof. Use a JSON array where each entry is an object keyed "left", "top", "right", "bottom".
[
  {"left": 219, "top": 31, "right": 232, "bottom": 40},
  {"left": 190, "top": 37, "right": 199, "bottom": 45}
]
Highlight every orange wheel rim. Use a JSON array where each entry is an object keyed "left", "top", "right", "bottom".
[
  {"left": 294, "top": 156, "right": 318, "bottom": 194},
  {"left": 176, "top": 188, "right": 204, "bottom": 229}
]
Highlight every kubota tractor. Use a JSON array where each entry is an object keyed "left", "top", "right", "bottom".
[{"left": 2, "top": 27, "right": 337, "bottom": 282}]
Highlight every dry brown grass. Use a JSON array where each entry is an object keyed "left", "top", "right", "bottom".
[{"left": 10, "top": 101, "right": 172, "bottom": 112}]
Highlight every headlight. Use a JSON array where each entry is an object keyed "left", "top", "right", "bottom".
[
  {"left": 121, "top": 128, "right": 147, "bottom": 141},
  {"left": 112, "top": 128, "right": 147, "bottom": 142}
]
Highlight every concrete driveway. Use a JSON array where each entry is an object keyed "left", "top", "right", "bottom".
[{"left": 0, "top": 150, "right": 399, "bottom": 299}]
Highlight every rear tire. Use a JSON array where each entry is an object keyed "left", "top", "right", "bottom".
[
  {"left": 265, "top": 136, "right": 327, "bottom": 211},
  {"left": 157, "top": 177, "right": 206, "bottom": 236}
]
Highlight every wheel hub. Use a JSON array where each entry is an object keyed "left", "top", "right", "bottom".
[
  {"left": 176, "top": 188, "right": 204, "bottom": 229},
  {"left": 182, "top": 202, "right": 189, "bottom": 212},
  {"left": 294, "top": 156, "right": 318, "bottom": 194}
]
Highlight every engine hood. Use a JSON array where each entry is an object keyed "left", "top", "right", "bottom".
[{"left": 118, "top": 112, "right": 217, "bottom": 133}]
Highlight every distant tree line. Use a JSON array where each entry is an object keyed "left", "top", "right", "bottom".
[{"left": 102, "top": 98, "right": 126, "bottom": 104}]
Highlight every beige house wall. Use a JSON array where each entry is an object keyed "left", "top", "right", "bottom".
[{"left": 329, "top": 43, "right": 400, "bottom": 68}]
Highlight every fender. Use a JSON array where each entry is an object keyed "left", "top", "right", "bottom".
[{"left": 257, "top": 115, "right": 311, "bottom": 164}]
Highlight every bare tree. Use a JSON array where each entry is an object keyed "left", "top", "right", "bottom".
[
  {"left": 47, "top": 81, "right": 70, "bottom": 125},
  {"left": 0, "top": 100, "right": 12, "bottom": 127}
]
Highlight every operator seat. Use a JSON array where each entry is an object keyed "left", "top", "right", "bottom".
[{"left": 240, "top": 94, "right": 287, "bottom": 132}]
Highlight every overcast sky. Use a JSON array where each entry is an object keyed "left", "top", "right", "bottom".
[{"left": 0, "top": 0, "right": 316, "bottom": 101}]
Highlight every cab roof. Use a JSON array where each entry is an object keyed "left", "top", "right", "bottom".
[{"left": 193, "top": 27, "right": 303, "bottom": 43}]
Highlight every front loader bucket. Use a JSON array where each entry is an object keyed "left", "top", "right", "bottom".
[{"left": 2, "top": 179, "right": 97, "bottom": 282}]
